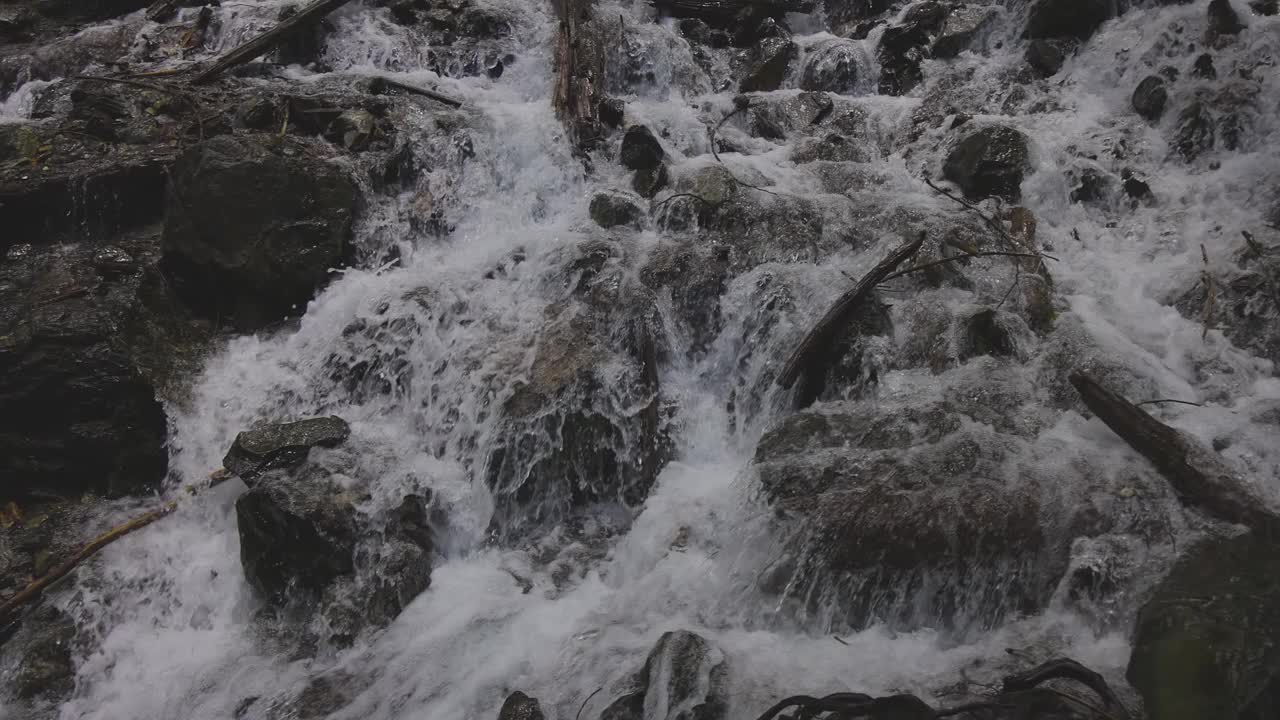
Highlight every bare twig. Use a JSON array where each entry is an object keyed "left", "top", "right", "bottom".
[
  {"left": 1135, "top": 399, "right": 1204, "bottom": 408},
  {"left": 377, "top": 77, "right": 463, "bottom": 108},
  {"left": 1200, "top": 244, "right": 1216, "bottom": 340},
  {"left": 923, "top": 177, "right": 1019, "bottom": 250},
  {"left": 652, "top": 192, "right": 719, "bottom": 214},
  {"left": 575, "top": 687, "right": 602, "bottom": 720}
]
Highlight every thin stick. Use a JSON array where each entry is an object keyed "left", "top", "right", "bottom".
[
  {"left": 0, "top": 472, "right": 233, "bottom": 623},
  {"left": 575, "top": 687, "right": 602, "bottom": 720},
  {"left": 1135, "top": 399, "right": 1204, "bottom": 408},
  {"left": 378, "top": 77, "right": 463, "bottom": 109},
  {"left": 923, "top": 177, "right": 1020, "bottom": 251},
  {"left": 881, "top": 251, "right": 1054, "bottom": 282}
]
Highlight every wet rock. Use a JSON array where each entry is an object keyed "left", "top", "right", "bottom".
[
  {"left": 236, "top": 468, "right": 360, "bottom": 602},
  {"left": 589, "top": 192, "right": 644, "bottom": 229},
  {"left": 1132, "top": 75, "right": 1169, "bottom": 122},
  {"left": 799, "top": 38, "right": 863, "bottom": 93},
  {"left": 791, "top": 133, "right": 871, "bottom": 164},
  {"left": 1128, "top": 532, "right": 1280, "bottom": 720},
  {"left": 598, "top": 97, "right": 625, "bottom": 129},
  {"left": 744, "top": 91, "right": 835, "bottom": 140},
  {"left": 275, "top": 3, "right": 329, "bottom": 68},
  {"left": 286, "top": 672, "right": 358, "bottom": 719},
  {"left": 0, "top": 6, "right": 37, "bottom": 42},
  {"left": 1252, "top": 0, "right": 1278, "bottom": 14},
  {"left": 0, "top": 236, "right": 174, "bottom": 500},
  {"left": 632, "top": 163, "right": 670, "bottom": 199},
  {"left": 755, "top": 415, "right": 1056, "bottom": 632},
  {"left": 1122, "top": 169, "right": 1155, "bottom": 205},
  {"left": 822, "top": 0, "right": 895, "bottom": 32},
  {"left": 1024, "top": 0, "right": 1117, "bottom": 40},
  {"left": 1207, "top": 0, "right": 1245, "bottom": 37},
  {"left": 602, "top": 630, "right": 728, "bottom": 720},
  {"left": 496, "top": 691, "right": 545, "bottom": 720},
  {"left": 959, "top": 309, "right": 1017, "bottom": 360},
  {"left": 620, "top": 125, "right": 665, "bottom": 171},
  {"left": 942, "top": 125, "right": 1031, "bottom": 202},
  {"left": 1192, "top": 53, "right": 1217, "bottom": 79},
  {"left": 739, "top": 30, "right": 797, "bottom": 92},
  {"left": 932, "top": 5, "right": 998, "bottom": 59},
  {"left": 485, "top": 253, "right": 669, "bottom": 542},
  {"left": 1025, "top": 38, "right": 1073, "bottom": 77},
  {"left": 325, "top": 109, "right": 378, "bottom": 151},
  {"left": 1069, "top": 167, "right": 1110, "bottom": 204},
  {"left": 876, "top": 2, "right": 949, "bottom": 96},
  {"left": 0, "top": 606, "right": 76, "bottom": 701},
  {"left": 1173, "top": 102, "right": 1215, "bottom": 162},
  {"left": 223, "top": 416, "right": 351, "bottom": 482},
  {"left": 31, "top": 0, "right": 149, "bottom": 23},
  {"left": 161, "top": 134, "right": 358, "bottom": 331}
]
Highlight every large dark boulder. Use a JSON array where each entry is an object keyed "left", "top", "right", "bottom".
[
  {"left": 876, "top": 2, "right": 949, "bottom": 96},
  {"left": 0, "top": 234, "right": 176, "bottom": 500},
  {"left": 1024, "top": 0, "right": 1118, "bottom": 41},
  {"left": 738, "top": 21, "right": 797, "bottom": 92},
  {"left": 1208, "top": 0, "right": 1245, "bottom": 37},
  {"left": 1173, "top": 101, "right": 1215, "bottom": 162},
  {"left": 598, "top": 630, "right": 728, "bottom": 720},
  {"left": 620, "top": 125, "right": 666, "bottom": 171},
  {"left": 1128, "top": 532, "right": 1280, "bottom": 720},
  {"left": 1132, "top": 75, "right": 1169, "bottom": 122},
  {"left": 161, "top": 134, "right": 358, "bottom": 331},
  {"left": 32, "top": 0, "right": 149, "bottom": 22},
  {"left": 1025, "top": 38, "right": 1073, "bottom": 77},
  {"left": 799, "top": 38, "right": 863, "bottom": 93},
  {"left": 942, "top": 126, "right": 1031, "bottom": 202},
  {"left": 589, "top": 192, "right": 644, "bottom": 229},
  {"left": 496, "top": 691, "right": 545, "bottom": 720}
]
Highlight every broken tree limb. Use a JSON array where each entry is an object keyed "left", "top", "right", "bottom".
[
  {"left": 146, "top": 0, "right": 181, "bottom": 22},
  {"left": 192, "top": 0, "right": 355, "bottom": 84},
  {"left": 374, "top": 77, "right": 463, "bottom": 109},
  {"left": 1069, "top": 371, "right": 1280, "bottom": 536},
  {"left": 0, "top": 471, "right": 234, "bottom": 624},
  {"left": 552, "top": 0, "right": 605, "bottom": 149},
  {"left": 776, "top": 232, "right": 925, "bottom": 408}
]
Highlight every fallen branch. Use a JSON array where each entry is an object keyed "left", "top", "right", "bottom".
[
  {"left": 881, "top": 250, "right": 1053, "bottom": 283},
  {"left": 1199, "top": 244, "right": 1216, "bottom": 340},
  {"left": 375, "top": 77, "right": 463, "bottom": 109},
  {"left": 192, "top": 0, "right": 356, "bottom": 84},
  {"left": 924, "top": 177, "right": 1021, "bottom": 251},
  {"left": 1069, "top": 371, "right": 1280, "bottom": 536},
  {"left": 777, "top": 232, "right": 924, "bottom": 408},
  {"left": 145, "top": 0, "right": 181, "bottom": 22},
  {"left": 1135, "top": 398, "right": 1204, "bottom": 408},
  {"left": 0, "top": 471, "right": 234, "bottom": 624}
]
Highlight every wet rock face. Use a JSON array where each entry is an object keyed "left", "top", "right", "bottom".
[
  {"left": 1132, "top": 75, "right": 1169, "bottom": 122},
  {"left": 589, "top": 192, "right": 644, "bottom": 229},
  {"left": 1173, "top": 102, "right": 1215, "bottom": 162},
  {"left": 942, "top": 125, "right": 1031, "bottom": 202},
  {"left": 1208, "top": 0, "right": 1245, "bottom": 37},
  {"left": 1024, "top": 0, "right": 1117, "bottom": 41},
  {"left": 738, "top": 29, "right": 797, "bottom": 92},
  {"left": 485, "top": 247, "right": 670, "bottom": 542},
  {"left": 496, "top": 691, "right": 545, "bottom": 720},
  {"left": 0, "top": 236, "right": 170, "bottom": 500},
  {"left": 620, "top": 125, "right": 666, "bottom": 171},
  {"left": 876, "top": 1, "right": 949, "bottom": 96},
  {"left": 1128, "top": 532, "right": 1280, "bottom": 720},
  {"left": 799, "top": 38, "right": 862, "bottom": 93},
  {"left": 1025, "top": 38, "right": 1073, "bottom": 77},
  {"left": 600, "top": 630, "right": 728, "bottom": 720},
  {"left": 161, "top": 134, "right": 358, "bottom": 332},
  {"left": 754, "top": 411, "right": 1060, "bottom": 632},
  {"left": 0, "top": 606, "right": 76, "bottom": 702},
  {"left": 223, "top": 416, "right": 352, "bottom": 482}
]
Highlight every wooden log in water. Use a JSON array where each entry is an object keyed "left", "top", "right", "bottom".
[
  {"left": 552, "top": 0, "right": 605, "bottom": 149},
  {"left": 776, "top": 232, "right": 924, "bottom": 408},
  {"left": 1069, "top": 371, "right": 1280, "bottom": 536},
  {"left": 192, "top": 0, "right": 355, "bottom": 84}
]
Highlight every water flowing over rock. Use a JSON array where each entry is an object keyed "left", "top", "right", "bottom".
[
  {"left": 4, "top": 0, "right": 1280, "bottom": 716},
  {"left": 942, "top": 125, "right": 1031, "bottom": 202}
]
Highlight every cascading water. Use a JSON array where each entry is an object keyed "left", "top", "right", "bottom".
[{"left": 3, "top": 0, "right": 1279, "bottom": 718}]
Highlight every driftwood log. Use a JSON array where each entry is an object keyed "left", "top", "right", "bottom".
[
  {"left": 776, "top": 232, "right": 924, "bottom": 408},
  {"left": 192, "top": 0, "right": 356, "bottom": 84},
  {"left": 1069, "top": 371, "right": 1280, "bottom": 536},
  {"left": 374, "top": 77, "right": 463, "bottom": 109},
  {"left": 551, "top": 0, "right": 604, "bottom": 149}
]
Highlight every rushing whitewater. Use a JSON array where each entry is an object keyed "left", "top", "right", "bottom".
[{"left": 2, "top": 0, "right": 1279, "bottom": 718}]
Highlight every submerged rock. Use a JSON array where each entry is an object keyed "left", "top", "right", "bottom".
[
  {"left": 600, "top": 630, "right": 728, "bottom": 720},
  {"left": 1025, "top": 38, "right": 1073, "bottom": 77},
  {"left": 589, "top": 192, "right": 644, "bottom": 229},
  {"left": 932, "top": 5, "right": 997, "bottom": 58},
  {"left": 223, "top": 416, "right": 352, "bottom": 482},
  {"left": 799, "top": 38, "right": 863, "bottom": 93},
  {"left": 496, "top": 691, "right": 545, "bottom": 720},
  {"left": 161, "top": 134, "right": 358, "bottom": 331},
  {"left": 942, "top": 125, "right": 1031, "bottom": 202},
  {"left": 1132, "top": 75, "right": 1169, "bottom": 122},
  {"left": 1173, "top": 102, "right": 1215, "bottom": 162},
  {"left": 1129, "top": 532, "right": 1280, "bottom": 720},
  {"left": 0, "top": 606, "right": 76, "bottom": 701},
  {"left": 620, "top": 125, "right": 665, "bottom": 171}
]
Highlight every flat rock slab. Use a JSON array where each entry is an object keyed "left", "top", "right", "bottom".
[{"left": 223, "top": 416, "right": 351, "bottom": 481}]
